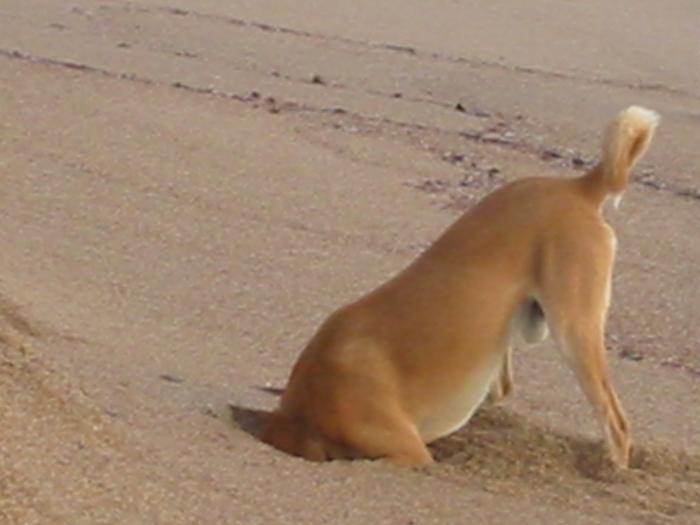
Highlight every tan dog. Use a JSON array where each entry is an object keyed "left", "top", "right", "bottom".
[{"left": 263, "top": 106, "right": 659, "bottom": 468}]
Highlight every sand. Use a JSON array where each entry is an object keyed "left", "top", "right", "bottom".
[{"left": 0, "top": 1, "right": 698, "bottom": 523}]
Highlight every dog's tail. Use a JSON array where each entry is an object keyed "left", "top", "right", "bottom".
[{"left": 584, "top": 106, "right": 659, "bottom": 200}]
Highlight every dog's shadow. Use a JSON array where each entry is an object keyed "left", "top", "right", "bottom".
[{"left": 228, "top": 386, "right": 282, "bottom": 439}]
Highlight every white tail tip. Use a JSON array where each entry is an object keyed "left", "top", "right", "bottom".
[{"left": 622, "top": 106, "right": 660, "bottom": 128}]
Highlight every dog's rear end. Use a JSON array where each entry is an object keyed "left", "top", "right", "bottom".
[{"left": 531, "top": 106, "right": 659, "bottom": 467}]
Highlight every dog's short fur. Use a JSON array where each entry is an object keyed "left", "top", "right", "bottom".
[{"left": 263, "top": 106, "right": 659, "bottom": 467}]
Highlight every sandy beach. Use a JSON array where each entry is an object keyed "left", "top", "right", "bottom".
[{"left": 1, "top": 1, "right": 699, "bottom": 523}]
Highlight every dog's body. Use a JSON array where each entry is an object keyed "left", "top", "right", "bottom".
[{"left": 263, "top": 107, "right": 659, "bottom": 467}]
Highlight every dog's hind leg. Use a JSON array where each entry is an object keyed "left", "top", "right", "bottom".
[{"left": 538, "top": 227, "right": 630, "bottom": 468}]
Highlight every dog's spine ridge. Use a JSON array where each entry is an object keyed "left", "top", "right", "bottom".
[{"left": 597, "top": 106, "right": 660, "bottom": 195}]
